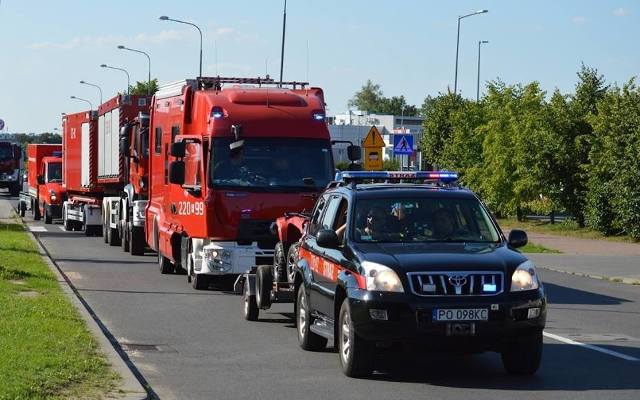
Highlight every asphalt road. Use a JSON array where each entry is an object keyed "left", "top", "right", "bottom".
[{"left": 4, "top": 191, "right": 640, "bottom": 400}]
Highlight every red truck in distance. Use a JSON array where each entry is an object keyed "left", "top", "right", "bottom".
[
  {"left": 61, "top": 94, "right": 149, "bottom": 237},
  {"left": 147, "top": 76, "right": 336, "bottom": 290},
  {"left": 18, "top": 144, "right": 65, "bottom": 223},
  {"left": 0, "top": 139, "right": 22, "bottom": 196}
]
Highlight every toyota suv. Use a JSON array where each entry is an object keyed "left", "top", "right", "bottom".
[{"left": 292, "top": 171, "right": 546, "bottom": 377}]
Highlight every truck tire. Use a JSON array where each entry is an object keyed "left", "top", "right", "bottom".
[
  {"left": 158, "top": 251, "right": 173, "bottom": 274},
  {"left": 9, "top": 183, "right": 20, "bottom": 197},
  {"left": 44, "top": 206, "right": 52, "bottom": 224},
  {"left": 121, "top": 223, "right": 130, "bottom": 252},
  {"left": 129, "top": 226, "right": 145, "bottom": 256},
  {"left": 286, "top": 243, "right": 299, "bottom": 284},
  {"left": 338, "top": 298, "right": 374, "bottom": 377},
  {"left": 273, "top": 242, "right": 287, "bottom": 283},
  {"left": 33, "top": 200, "right": 41, "bottom": 221},
  {"left": 108, "top": 226, "right": 121, "bottom": 246},
  {"left": 191, "top": 273, "right": 209, "bottom": 290},
  {"left": 296, "top": 286, "right": 328, "bottom": 351},
  {"left": 63, "top": 216, "right": 72, "bottom": 231},
  {"left": 255, "top": 265, "right": 273, "bottom": 309},
  {"left": 19, "top": 202, "right": 26, "bottom": 217},
  {"left": 501, "top": 331, "right": 543, "bottom": 375},
  {"left": 243, "top": 278, "right": 259, "bottom": 321}
]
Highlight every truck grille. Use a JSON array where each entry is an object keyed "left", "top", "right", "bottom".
[{"left": 407, "top": 271, "right": 504, "bottom": 297}]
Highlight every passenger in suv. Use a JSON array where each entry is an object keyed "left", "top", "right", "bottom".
[{"left": 293, "top": 171, "right": 546, "bottom": 377}]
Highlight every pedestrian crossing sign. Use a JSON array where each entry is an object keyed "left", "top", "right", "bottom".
[{"left": 393, "top": 134, "right": 413, "bottom": 155}]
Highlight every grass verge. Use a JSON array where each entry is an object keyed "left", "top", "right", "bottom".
[
  {"left": 519, "top": 242, "right": 561, "bottom": 254},
  {"left": 498, "top": 218, "right": 636, "bottom": 243},
  {"left": 0, "top": 220, "right": 118, "bottom": 399}
]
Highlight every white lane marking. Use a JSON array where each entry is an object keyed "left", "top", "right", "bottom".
[
  {"left": 544, "top": 331, "right": 639, "bottom": 362},
  {"left": 58, "top": 226, "right": 66, "bottom": 231},
  {"left": 28, "top": 226, "right": 47, "bottom": 232}
]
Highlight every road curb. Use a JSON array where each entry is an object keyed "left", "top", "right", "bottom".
[
  {"left": 539, "top": 265, "right": 640, "bottom": 286},
  {"left": 15, "top": 210, "right": 149, "bottom": 399}
]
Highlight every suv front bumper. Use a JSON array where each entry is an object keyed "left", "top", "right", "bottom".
[{"left": 347, "top": 288, "right": 546, "bottom": 351}]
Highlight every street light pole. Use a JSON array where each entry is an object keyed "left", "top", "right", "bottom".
[
  {"left": 118, "top": 45, "right": 151, "bottom": 95},
  {"left": 70, "top": 95, "right": 93, "bottom": 111},
  {"left": 454, "top": 9, "right": 488, "bottom": 95},
  {"left": 477, "top": 40, "right": 489, "bottom": 101},
  {"left": 279, "top": 0, "right": 287, "bottom": 87},
  {"left": 79, "top": 80, "right": 103, "bottom": 105},
  {"left": 100, "top": 64, "right": 131, "bottom": 95},
  {"left": 159, "top": 16, "right": 203, "bottom": 77}
]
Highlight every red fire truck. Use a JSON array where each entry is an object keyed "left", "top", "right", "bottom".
[
  {"left": 147, "top": 76, "right": 337, "bottom": 289},
  {"left": 0, "top": 139, "right": 22, "bottom": 196},
  {"left": 18, "top": 144, "right": 65, "bottom": 223},
  {"left": 62, "top": 95, "right": 149, "bottom": 239}
]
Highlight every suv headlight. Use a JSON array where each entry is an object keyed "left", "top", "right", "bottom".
[
  {"left": 510, "top": 260, "right": 540, "bottom": 291},
  {"left": 361, "top": 261, "right": 404, "bottom": 293}
]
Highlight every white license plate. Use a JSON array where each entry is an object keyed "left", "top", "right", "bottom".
[{"left": 433, "top": 308, "right": 488, "bottom": 321}]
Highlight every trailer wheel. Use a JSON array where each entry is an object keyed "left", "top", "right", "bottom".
[
  {"left": 243, "top": 278, "right": 259, "bottom": 321},
  {"left": 256, "top": 265, "right": 273, "bottom": 309},
  {"left": 129, "top": 226, "right": 145, "bottom": 256},
  {"left": 273, "top": 242, "right": 287, "bottom": 283},
  {"left": 191, "top": 272, "right": 209, "bottom": 290},
  {"left": 108, "top": 226, "right": 121, "bottom": 246}
]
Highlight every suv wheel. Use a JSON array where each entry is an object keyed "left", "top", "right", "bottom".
[
  {"left": 243, "top": 278, "right": 259, "bottom": 321},
  {"left": 338, "top": 299, "right": 374, "bottom": 377},
  {"left": 501, "top": 331, "right": 543, "bottom": 375},
  {"left": 296, "top": 286, "right": 327, "bottom": 351},
  {"left": 256, "top": 265, "right": 272, "bottom": 309}
]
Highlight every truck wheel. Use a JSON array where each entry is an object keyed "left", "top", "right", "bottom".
[
  {"left": 44, "top": 206, "right": 52, "bottom": 224},
  {"left": 256, "top": 265, "right": 273, "bottom": 309},
  {"left": 338, "top": 298, "right": 374, "bottom": 377},
  {"left": 158, "top": 251, "right": 173, "bottom": 274},
  {"left": 103, "top": 220, "right": 109, "bottom": 243},
  {"left": 33, "top": 201, "right": 41, "bottom": 221},
  {"left": 243, "top": 278, "right": 259, "bottom": 321},
  {"left": 108, "top": 227, "right": 121, "bottom": 246},
  {"left": 296, "top": 286, "right": 327, "bottom": 351},
  {"left": 286, "top": 243, "right": 299, "bottom": 284},
  {"left": 121, "top": 223, "right": 130, "bottom": 252},
  {"left": 9, "top": 183, "right": 20, "bottom": 197},
  {"left": 63, "top": 217, "right": 72, "bottom": 231},
  {"left": 19, "top": 202, "right": 26, "bottom": 217},
  {"left": 273, "top": 242, "right": 287, "bottom": 283},
  {"left": 192, "top": 272, "right": 209, "bottom": 290},
  {"left": 129, "top": 227, "right": 145, "bottom": 256},
  {"left": 501, "top": 331, "right": 543, "bottom": 375}
]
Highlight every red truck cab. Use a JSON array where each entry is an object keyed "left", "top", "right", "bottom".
[
  {"left": 25, "top": 144, "right": 66, "bottom": 223},
  {"left": 0, "top": 140, "right": 22, "bottom": 196},
  {"left": 146, "top": 76, "right": 335, "bottom": 289}
]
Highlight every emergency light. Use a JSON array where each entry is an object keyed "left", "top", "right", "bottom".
[
  {"left": 335, "top": 170, "right": 459, "bottom": 184},
  {"left": 210, "top": 107, "right": 224, "bottom": 119},
  {"left": 312, "top": 112, "right": 325, "bottom": 121}
]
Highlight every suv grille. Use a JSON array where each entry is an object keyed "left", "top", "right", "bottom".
[{"left": 407, "top": 271, "right": 504, "bottom": 297}]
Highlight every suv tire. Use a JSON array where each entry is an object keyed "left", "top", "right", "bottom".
[
  {"left": 338, "top": 298, "right": 374, "bottom": 377},
  {"left": 501, "top": 331, "right": 543, "bottom": 375},
  {"left": 296, "top": 286, "right": 327, "bottom": 351}
]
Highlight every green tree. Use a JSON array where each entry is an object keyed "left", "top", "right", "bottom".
[
  {"left": 349, "top": 80, "right": 417, "bottom": 116},
  {"left": 128, "top": 79, "right": 159, "bottom": 96}
]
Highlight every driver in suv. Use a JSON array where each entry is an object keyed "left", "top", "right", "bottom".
[{"left": 293, "top": 171, "right": 546, "bottom": 377}]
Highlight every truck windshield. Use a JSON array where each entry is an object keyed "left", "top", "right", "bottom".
[
  {"left": 0, "top": 145, "right": 12, "bottom": 161},
  {"left": 210, "top": 138, "right": 334, "bottom": 191},
  {"left": 47, "top": 162, "right": 62, "bottom": 183},
  {"left": 353, "top": 196, "right": 501, "bottom": 244}
]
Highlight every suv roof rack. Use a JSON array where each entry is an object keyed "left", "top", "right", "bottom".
[
  {"left": 197, "top": 76, "right": 309, "bottom": 90},
  {"left": 328, "top": 170, "right": 460, "bottom": 189}
]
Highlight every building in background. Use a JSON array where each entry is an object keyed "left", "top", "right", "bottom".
[{"left": 328, "top": 111, "right": 424, "bottom": 169}]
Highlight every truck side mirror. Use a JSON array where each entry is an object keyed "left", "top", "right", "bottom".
[
  {"left": 347, "top": 145, "right": 361, "bottom": 161},
  {"left": 508, "top": 230, "right": 528, "bottom": 249},
  {"left": 316, "top": 229, "right": 340, "bottom": 249},
  {"left": 119, "top": 125, "right": 131, "bottom": 155},
  {"left": 37, "top": 175, "right": 45, "bottom": 185},
  {"left": 168, "top": 161, "right": 185, "bottom": 185},
  {"left": 171, "top": 141, "right": 186, "bottom": 158},
  {"left": 230, "top": 124, "right": 244, "bottom": 150}
]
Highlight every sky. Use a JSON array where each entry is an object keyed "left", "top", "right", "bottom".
[{"left": 0, "top": 0, "right": 638, "bottom": 133}]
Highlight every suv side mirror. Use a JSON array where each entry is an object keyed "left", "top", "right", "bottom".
[
  {"left": 171, "top": 141, "right": 186, "bottom": 158},
  {"left": 508, "top": 230, "right": 528, "bottom": 249},
  {"left": 347, "top": 145, "right": 361, "bottom": 161},
  {"left": 37, "top": 175, "right": 45, "bottom": 185},
  {"left": 168, "top": 161, "right": 185, "bottom": 185},
  {"left": 316, "top": 229, "right": 340, "bottom": 249}
]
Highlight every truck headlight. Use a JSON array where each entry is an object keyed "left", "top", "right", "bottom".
[
  {"left": 361, "top": 261, "right": 404, "bottom": 293},
  {"left": 510, "top": 260, "right": 540, "bottom": 291},
  {"left": 202, "top": 244, "right": 233, "bottom": 273},
  {"left": 49, "top": 190, "right": 57, "bottom": 201}
]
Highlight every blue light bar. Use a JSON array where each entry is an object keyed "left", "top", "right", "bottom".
[
  {"left": 312, "top": 112, "right": 325, "bottom": 121},
  {"left": 210, "top": 106, "right": 224, "bottom": 119},
  {"left": 335, "top": 170, "right": 458, "bottom": 183}
]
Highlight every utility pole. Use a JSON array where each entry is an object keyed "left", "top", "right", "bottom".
[{"left": 279, "top": 0, "right": 287, "bottom": 87}]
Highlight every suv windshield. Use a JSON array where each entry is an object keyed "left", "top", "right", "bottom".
[
  {"left": 47, "top": 162, "right": 62, "bottom": 182},
  {"left": 210, "top": 138, "right": 333, "bottom": 191},
  {"left": 353, "top": 196, "right": 500, "bottom": 243},
  {"left": 0, "top": 145, "right": 12, "bottom": 161}
]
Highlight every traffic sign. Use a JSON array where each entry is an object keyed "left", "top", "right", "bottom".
[
  {"left": 362, "top": 126, "right": 383, "bottom": 147},
  {"left": 393, "top": 134, "right": 413, "bottom": 155},
  {"left": 363, "top": 148, "right": 382, "bottom": 170}
]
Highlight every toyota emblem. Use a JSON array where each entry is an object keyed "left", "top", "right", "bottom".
[{"left": 448, "top": 275, "right": 468, "bottom": 287}]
